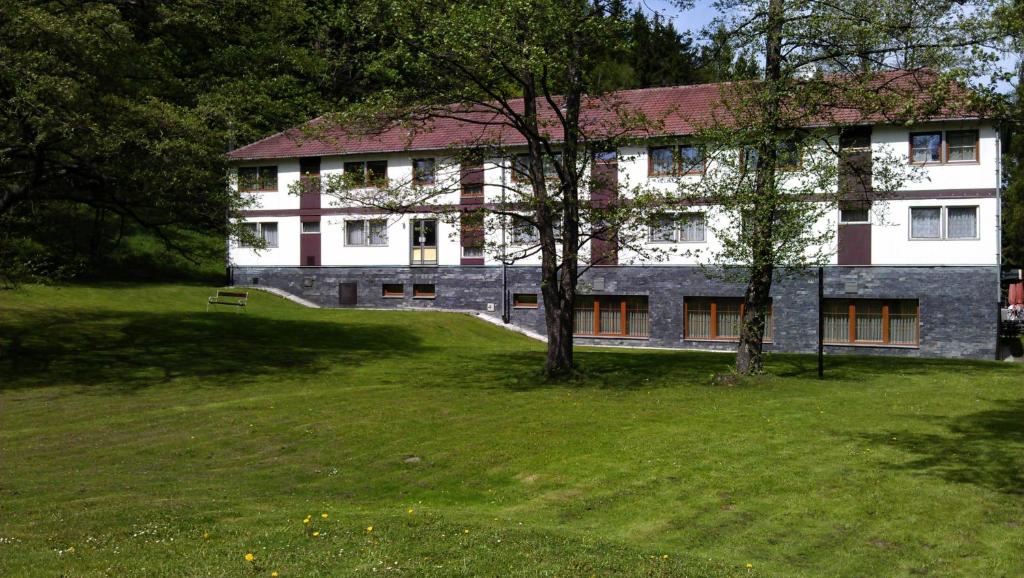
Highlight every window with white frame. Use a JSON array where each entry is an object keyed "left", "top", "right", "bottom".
[
  {"left": 345, "top": 219, "right": 388, "bottom": 246},
  {"left": 910, "top": 206, "right": 978, "bottom": 240},
  {"left": 301, "top": 221, "right": 320, "bottom": 234},
  {"left": 239, "top": 222, "right": 278, "bottom": 248},
  {"left": 648, "top": 212, "right": 706, "bottom": 243},
  {"left": 511, "top": 217, "right": 539, "bottom": 245}
]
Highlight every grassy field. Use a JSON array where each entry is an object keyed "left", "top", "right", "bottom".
[{"left": 1, "top": 284, "right": 1023, "bottom": 577}]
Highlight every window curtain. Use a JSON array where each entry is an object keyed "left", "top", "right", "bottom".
[
  {"left": 823, "top": 300, "right": 850, "bottom": 343},
  {"left": 261, "top": 223, "right": 278, "bottom": 248},
  {"left": 346, "top": 220, "right": 365, "bottom": 245},
  {"left": 650, "top": 147, "right": 674, "bottom": 175},
  {"left": 680, "top": 214, "right": 705, "bottom": 242},
  {"left": 946, "top": 207, "right": 977, "bottom": 238},
  {"left": 910, "top": 208, "right": 941, "bottom": 238},
  {"left": 716, "top": 301, "right": 742, "bottom": 338},
  {"left": 368, "top": 220, "right": 388, "bottom": 245},
  {"left": 912, "top": 133, "right": 942, "bottom": 163},
  {"left": 626, "top": 297, "right": 650, "bottom": 337},
  {"left": 573, "top": 298, "right": 595, "bottom": 335},
  {"left": 947, "top": 131, "right": 977, "bottom": 162},
  {"left": 649, "top": 214, "right": 677, "bottom": 242},
  {"left": 889, "top": 301, "right": 919, "bottom": 344},
  {"left": 686, "top": 299, "right": 712, "bottom": 339},
  {"left": 855, "top": 301, "right": 884, "bottom": 342}
]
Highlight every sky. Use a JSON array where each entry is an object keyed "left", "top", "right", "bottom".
[{"left": 635, "top": 0, "right": 720, "bottom": 34}]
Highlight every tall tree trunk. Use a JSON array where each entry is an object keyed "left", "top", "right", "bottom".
[{"left": 736, "top": 0, "right": 784, "bottom": 375}]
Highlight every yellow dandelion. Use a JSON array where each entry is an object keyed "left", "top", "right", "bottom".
[
  {"left": 245, "top": 553, "right": 255, "bottom": 562},
  {"left": 662, "top": 554, "right": 669, "bottom": 559},
  {"left": 202, "top": 532, "right": 209, "bottom": 540},
  {"left": 746, "top": 563, "right": 753, "bottom": 569},
  {"left": 463, "top": 529, "right": 469, "bottom": 534},
  {"left": 271, "top": 573, "right": 279, "bottom": 577},
  {"left": 312, "top": 531, "right": 320, "bottom": 537},
  {"left": 407, "top": 508, "right": 414, "bottom": 514},
  {"left": 321, "top": 512, "right": 328, "bottom": 519},
  {"left": 366, "top": 526, "right": 373, "bottom": 533},
  {"left": 303, "top": 518, "right": 311, "bottom": 525}
]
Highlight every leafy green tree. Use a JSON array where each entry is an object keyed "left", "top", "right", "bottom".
[
  {"left": 315, "top": 0, "right": 680, "bottom": 378},
  {"left": 997, "top": 0, "right": 1024, "bottom": 267},
  {"left": 0, "top": 0, "right": 388, "bottom": 280},
  {"left": 673, "top": 0, "right": 1003, "bottom": 374}
]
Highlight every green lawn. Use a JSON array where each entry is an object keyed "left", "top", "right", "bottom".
[{"left": 1, "top": 284, "right": 1023, "bottom": 577}]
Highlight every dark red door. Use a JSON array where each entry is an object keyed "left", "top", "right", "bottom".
[
  {"left": 299, "top": 157, "right": 321, "bottom": 210},
  {"left": 300, "top": 217, "right": 321, "bottom": 266},
  {"left": 590, "top": 152, "right": 618, "bottom": 265}
]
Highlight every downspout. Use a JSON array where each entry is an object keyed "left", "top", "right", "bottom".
[
  {"left": 995, "top": 123, "right": 1004, "bottom": 359},
  {"left": 500, "top": 157, "right": 510, "bottom": 323}
]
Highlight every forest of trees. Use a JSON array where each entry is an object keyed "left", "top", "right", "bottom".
[
  {"left": 0, "top": 0, "right": 760, "bottom": 282},
  {"left": 0, "top": 2, "right": 1019, "bottom": 287}
]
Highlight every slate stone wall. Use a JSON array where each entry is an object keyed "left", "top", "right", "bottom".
[{"left": 230, "top": 265, "right": 998, "bottom": 360}]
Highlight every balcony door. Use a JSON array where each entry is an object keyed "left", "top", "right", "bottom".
[{"left": 410, "top": 218, "right": 438, "bottom": 266}]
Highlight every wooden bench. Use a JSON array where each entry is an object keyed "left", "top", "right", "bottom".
[{"left": 207, "top": 290, "right": 248, "bottom": 312}]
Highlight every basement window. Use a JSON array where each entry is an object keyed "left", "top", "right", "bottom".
[
  {"left": 513, "top": 293, "right": 539, "bottom": 308},
  {"left": 573, "top": 295, "right": 649, "bottom": 338},
  {"left": 382, "top": 284, "right": 404, "bottom": 298},
  {"left": 413, "top": 284, "right": 436, "bottom": 299}
]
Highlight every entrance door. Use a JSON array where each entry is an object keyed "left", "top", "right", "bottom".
[
  {"left": 410, "top": 219, "right": 438, "bottom": 265},
  {"left": 838, "top": 127, "right": 872, "bottom": 265}
]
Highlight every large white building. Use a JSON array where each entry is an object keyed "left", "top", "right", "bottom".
[{"left": 226, "top": 79, "right": 1002, "bottom": 359}]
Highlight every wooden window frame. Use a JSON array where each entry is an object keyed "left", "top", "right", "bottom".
[
  {"left": 511, "top": 153, "right": 562, "bottom": 183},
  {"left": 647, "top": 145, "right": 706, "bottom": 177},
  {"left": 822, "top": 298, "right": 919, "bottom": 346},
  {"left": 573, "top": 295, "right": 649, "bottom": 338},
  {"left": 683, "top": 297, "right": 773, "bottom": 342},
  {"left": 412, "top": 158, "right": 436, "bottom": 186},
  {"left": 909, "top": 131, "right": 943, "bottom": 165},
  {"left": 382, "top": 283, "right": 404, "bottom": 298},
  {"left": 513, "top": 293, "right": 539, "bottom": 309},
  {"left": 413, "top": 283, "right": 436, "bottom": 299},
  {"left": 238, "top": 166, "right": 278, "bottom": 192},
  {"left": 343, "top": 160, "right": 389, "bottom": 187}
]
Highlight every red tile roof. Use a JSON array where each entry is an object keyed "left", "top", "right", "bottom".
[{"left": 227, "top": 70, "right": 978, "bottom": 161}]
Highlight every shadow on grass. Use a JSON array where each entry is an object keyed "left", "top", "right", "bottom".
[
  {"left": 853, "top": 399, "right": 1024, "bottom": 495},
  {"left": 0, "top": 309, "right": 423, "bottom": 392}
]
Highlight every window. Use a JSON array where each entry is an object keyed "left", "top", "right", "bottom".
[
  {"left": 741, "top": 143, "right": 799, "bottom": 172},
  {"left": 840, "top": 207, "right": 870, "bottom": 224},
  {"left": 462, "top": 246, "right": 484, "bottom": 258},
  {"left": 910, "top": 206, "right": 978, "bottom": 240},
  {"left": 648, "top": 213, "right": 706, "bottom": 243},
  {"left": 382, "top": 284, "right": 404, "bottom": 298},
  {"left": 573, "top": 295, "right": 649, "bottom": 338},
  {"left": 238, "top": 166, "right": 278, "bottom": 192},
  {"left": 823, "top": 299, "right": 919, "bottom": 346},
  {"left": 947, "top": 206, "right": 978, "bottom": 238},
  {"left": 911, "top": 130, "right": 979, "bottom": 164},
  {"left": 462, "top": 185, "right": 484, "bottom": 198},
  {"left": 346, "top": 219, "right": 388, "bottom": 246},
  {"left": 910, "top": 207, "right": 941, "bottom": 239},
  {"left": 513, "top": 293, "right": 539, "bottom": 308},
  {"left": 910, "top": 132, "right": 943, "bottom": 164},
  {"left": 511, "top": 217, "right": 539, "bottom": 245},
  {"left": 413, "top": 158, "right": 436, "bottom": 185},
  {"left": 301, "top": 221, "right": 320, "bottom": 234},
  {"left": 413, "top": 284, "right": 436, "bottom": 298},
  {"left": 513, "top": 153, "right": 561, "bottom": 182},
  {"left": 946, "top": 130, "right": 978, "bottom": 162},
  {"left": 648, "top": 145, "right": 705, "bottom": 176},
  {"left": 343, "top": 160, "right": 389, "bottom": 186},
  {"left": 684, "top": 297, "right": 773, "bottom": 341},
  {"left": 238, "top": 222, "right": 278, "bottom": 248}
]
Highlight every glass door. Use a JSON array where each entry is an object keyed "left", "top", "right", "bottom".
[{"left": 410, "top": 219, "right": 438, "bottom": 265}]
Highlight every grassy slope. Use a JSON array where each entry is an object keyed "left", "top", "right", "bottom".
[{"left": 1, "top": 284, "right": 1022, "bottom": 577}]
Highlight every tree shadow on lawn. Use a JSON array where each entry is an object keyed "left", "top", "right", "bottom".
[
  {"left": 852, "top": 399, "right": 1024, "bottom": 495},
  {"left": 444, "top": 346, "right": 1022, "bottom": 392},
  {"left": 0, "top": 309, "right": 424, "bottom": 393}
]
